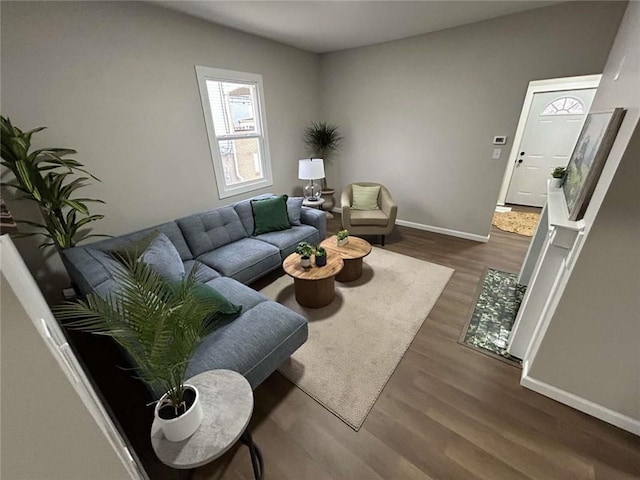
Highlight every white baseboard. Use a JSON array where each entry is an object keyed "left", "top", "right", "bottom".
[
  {"left": 330, "top": 207, "right": 489, "bottom": 243},
  {"left": 521, "top": 366, "right": 640, "bottom": 436},
  {"left": 395, "top": 219, "right": 489, "bottom": 243},
  {"left": 331, "top": 207, "right": 490, "bottom": 243}
]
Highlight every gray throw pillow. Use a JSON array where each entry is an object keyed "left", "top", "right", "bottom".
[
  {"left": 287, "top": 196, "right": 304, "bottom": 226},
  {"left": 140, "top": 233, "right": 185, "bottom": 281},
  {"left": 88, "top": 232, "right": 185, "bottom": 283}
]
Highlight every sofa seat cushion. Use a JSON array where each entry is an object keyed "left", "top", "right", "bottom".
[
  {"left": 205, "top": 277, "right": 268, "bottom": 312},
  {"left": 186, "top": 300, "right": 308, "bottom": 388},
  {"left": 183, "top": 260, "right": 220, "bottom": 283},
  {"left": 177, "top": 206, "right": 248, "bottom": 257},
  {"left": 254, "top": 225, "right": 319, "bottom": 258},
  {"left": 349, "top": 209, "right": 389, "bottom": 226},
  {"left": 197, "top": 238, "right": 281, "bottom": 285}
]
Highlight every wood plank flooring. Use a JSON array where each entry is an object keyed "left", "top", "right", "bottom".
[{"left": 195, "top": 213, "right": 640, "bottom": 480}]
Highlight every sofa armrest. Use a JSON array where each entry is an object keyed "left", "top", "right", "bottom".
[
  {"left": 379, "top": 188, "right": 398, "bottom": 224},
  {"left": 300, "top": 207, "right": 327, "bottom": 240},
  {"left": 341, "top": 188, "right": 352, "bottom": 229}
]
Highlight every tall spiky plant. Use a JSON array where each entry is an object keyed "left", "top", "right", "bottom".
[
  {"left": 56, "top": 257, "right": 222, "bottom": 412},
  {"left": 303, "top": 122, "right": 343, "bottom": 160},
  {"left": 303, "top": 122, "right": 343, "bottom": 190},
  {"left": 0, "top": 116, "right": 107, "bottom": 249}
]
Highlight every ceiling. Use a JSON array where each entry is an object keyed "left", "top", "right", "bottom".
[{"left": 155, "top": 1, "right": 561, "bottom": 53}]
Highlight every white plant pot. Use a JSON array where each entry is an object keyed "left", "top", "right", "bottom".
[
  {"left": 154, "top": 384, "right": 203, "bottom": 442},
  {"left": 550, "top": 177, "right": 563, "bottom": 188},
  {"left": 337, "top": 237, "right": 349, "bottom": 247},
  {"left": 300, "top": 256, "right": 311, "bottom": 268}
]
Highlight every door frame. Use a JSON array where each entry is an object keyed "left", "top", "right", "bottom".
[{"left": 496, "top": 74, "right": 601, "bottom": 206}]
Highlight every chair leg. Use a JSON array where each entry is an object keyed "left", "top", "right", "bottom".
[{"left": 381, "top": 235, "right": 385, "bottom": 247}]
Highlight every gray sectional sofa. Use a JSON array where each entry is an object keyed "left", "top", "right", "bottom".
[{"left": 62, "top": 194, "right": 327, "bottom": 389}]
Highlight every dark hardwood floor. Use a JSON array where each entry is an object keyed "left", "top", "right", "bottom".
[{"left": 193, "top": 212, "right": 640, "bottom": 480}]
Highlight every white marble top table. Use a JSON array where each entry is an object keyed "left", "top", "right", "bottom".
[
  {"left": 151, "top": 370, "right": 253, "bottom": 469},
  {"left": 302, "top": 197, "right": 325, "bottom": 208}
]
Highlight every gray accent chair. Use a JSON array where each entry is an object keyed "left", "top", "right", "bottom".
[
  {"left": 62, "top": 194, "right": 327, "bottom": 389},
  {"left": 341, "top": 182, "right": 398, "bottom": 246}
]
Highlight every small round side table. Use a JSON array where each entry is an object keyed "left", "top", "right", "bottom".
[
  {"left": 151, "top": 370, "right": 263, "bottom": 479},
  {"left": 302, "top": 197, "right": 325, "bottom": 210}
]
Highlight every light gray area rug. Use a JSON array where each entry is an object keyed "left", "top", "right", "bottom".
[{"left": 259, "top": 247, "right": 454, "bottom": 430}]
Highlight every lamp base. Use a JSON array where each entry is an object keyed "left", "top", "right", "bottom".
[{"left": 303, "top": 181, "right": 321, "bottom": 201}]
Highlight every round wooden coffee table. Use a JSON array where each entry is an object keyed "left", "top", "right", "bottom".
[
  {"left": 320, "top": 236, "right": 372, "bottom": 282},
  {"left": 282, "top": 252, "right": 344, "bottom": 308}
]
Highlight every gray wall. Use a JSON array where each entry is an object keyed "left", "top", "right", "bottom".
[
  {"left": 1, "top": 263, "right": 134, "bottom": 479},
  {"left": 529, "top": 1, "right": 639, "bottom": 421},
  {"left": 0, "top": 1, "right": 320, "bottom": 300},
  {"left": 319, "top": 1, "right": 626, "bottom": 238}
]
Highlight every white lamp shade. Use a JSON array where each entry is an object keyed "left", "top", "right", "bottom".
[{"left": 298, "top": 158, "right": 325, "bottom": 180}]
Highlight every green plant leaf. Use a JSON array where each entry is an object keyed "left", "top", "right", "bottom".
[
  {"left": 55, "top": 261, "right": 221, "bottom": 404},
  {"left": 1, "top": 117, "right": 106, "bottom": 249}
]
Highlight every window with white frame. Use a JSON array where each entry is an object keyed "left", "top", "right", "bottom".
[{"left": 195, "top": 66, "right": 272, "bottom": 198}]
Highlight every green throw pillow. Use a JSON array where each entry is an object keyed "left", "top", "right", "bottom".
[
  {"left": 168, "top": 281, "right": 242, "bottom": 326},
  {"left": 351, "top": 185, "right": 380, "bottom": 210},
  {"left": 251, "top": 194, "right": 291, "bottom": 235}
]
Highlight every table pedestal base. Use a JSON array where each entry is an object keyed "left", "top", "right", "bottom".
[
  {"left": 336, "top": 258, "right": 364, "bottom": 282},
  {"left": 294, "top": 277, "right": 336, "bottom": 308}
]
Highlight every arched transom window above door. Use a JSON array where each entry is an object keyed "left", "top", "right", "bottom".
[{"left": 541, "top": 96, "right": 585, "bottom": 115}]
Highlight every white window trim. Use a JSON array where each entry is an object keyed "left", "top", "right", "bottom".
[{"left": 195, "top": 65, "right": 273, "bottom": 199}]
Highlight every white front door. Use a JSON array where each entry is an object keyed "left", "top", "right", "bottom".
[{"left": 506, "top": 89, "right": 596, "bottom": 207}]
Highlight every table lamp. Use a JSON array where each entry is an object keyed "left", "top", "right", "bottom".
[{"left": 298, "top": 158, "right": 325, "bottom": 201}]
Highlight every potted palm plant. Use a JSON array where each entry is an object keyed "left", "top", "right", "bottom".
[
  {"left": 0, "top": 116, "right": 107, "bottom": 250},
  {"left": 56, "top": 257, "right": 223, "bottom": 442},
  {"left": 296, "top": 241, "right": 315, "bottom": 268}
]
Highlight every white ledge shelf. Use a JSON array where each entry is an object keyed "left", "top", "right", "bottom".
[{"left": 547, "top": 184, "right": 585, "bottom": 232}]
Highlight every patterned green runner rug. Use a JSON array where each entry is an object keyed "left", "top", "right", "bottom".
[{"left": 460, "top": 268, "right": 525, "bottom": 366}]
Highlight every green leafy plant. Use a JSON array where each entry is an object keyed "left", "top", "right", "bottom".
[
  {"left": 295, "top": 241, "right": 315, "bottom": 258},
  {"left": 56, "top": 257, "right": 222, "bottom": 414},
  {"left": 552, "top": 167, "right": 566, "bottom": 179},
  {"left": 314, "top": 246, "right": 326, "bottom": 257},
  {"left": 1, "top": 116, "right": 107, "bottom": 249},
  {"left": 337, "top": 229, "right": 349, "bottom": 241}
]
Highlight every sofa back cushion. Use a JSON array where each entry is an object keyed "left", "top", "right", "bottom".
[
  {"left": 234, "top": 194, "right": 305, "bottom": 233},
  {"left": 233, "top": 194, "right": 271, "bottom": 235},
  {"left": 177, "top": 206, "right": 248, "bottom": 257},
  {"left": 61, "top": 221, "right": 193, "bottom": 296}
]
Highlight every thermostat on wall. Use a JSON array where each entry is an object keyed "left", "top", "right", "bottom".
[{"left": 493, "top": 136, "right": 507, "bottom": 145}]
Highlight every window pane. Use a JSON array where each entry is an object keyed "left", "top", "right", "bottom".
[
  {"left": 206, "top": 80, "right": 258, "bottom": 136},
  {"left": 218, "top": 138, "right": 263, "bottom": 187},
  {"left": 541, "top": 96, "right": 585, "bottom": 116}
]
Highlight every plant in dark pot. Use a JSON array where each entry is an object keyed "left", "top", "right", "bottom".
[
  {"left": 296, "top": 241, "right": 315, "bottom": 268},
  {"left": 550, "top": 166, "right": 566, "bottom": 188},
  {"left": 0, "top": 116, "right": 107, "bottom": 250},
  {"left": 56, "top": 256, "right": 223, "bottom": 442},
  {"left": 315, "top": 246, "right": 327, "bottom": 267}
]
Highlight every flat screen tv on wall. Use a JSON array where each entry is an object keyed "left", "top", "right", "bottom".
[{"left": 562, "top": 108, "right": 625, "bottom": 221}]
